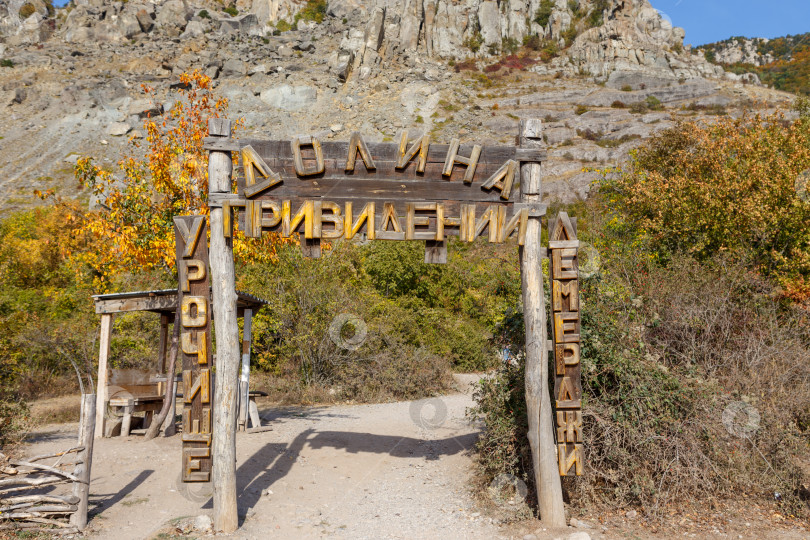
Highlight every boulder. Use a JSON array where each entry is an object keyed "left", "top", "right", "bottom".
[
  {"left": 219, "top": 13, "right": 258, "bottom": 34},
  {"left": 108, "top": 122, "right": 131, "bottom": 136},
  {"left": 259, "top": 85, "right": 317, "bottom": 111},
  {"left": 135, "top": 8, "right": 154, "bottom": 33},
  {"left": 180, "top": 20, "right": 204, "bottom": 39},
  {"left": 221, "top": 58, "right": 247, "bottom": 78},
  {"left": 127, "top": 99, "right": 163, "bottom": 118},
  {"left": 155, "top": 0, "right": 190, "bottom": 32}
]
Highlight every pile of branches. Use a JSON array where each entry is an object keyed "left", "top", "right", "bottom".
[{"left": 0, "top": 447, "right": 86, "bottom": 534}]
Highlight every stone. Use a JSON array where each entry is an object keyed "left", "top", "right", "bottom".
[
  {"left": 180, "top": 20, "right": 204, "bottom": 39},
  {"left": 107, "top": 122, "right": 131, "bottom": 136},
  {"left": 135, "top": 8, "right": 154, "bottom": 33},
  {"left": 478, "top": 1, "right": 501, "bottom": 46},
  {"left": 570, "top": 517, "right": 594, "bottom": 528},
  {"left": 566, "top": 533, "right": 591, "bottom": 540},
  {"left": 193, "top": 515, "right": 213, "bottom": 532},
  {"left": 219, "top": 13, "right": 258, "bottom": 34},
  {"left": 626, "top": 510, "right": 638, "bottom": 519},
  {"left": 155, "top": 0, "right": 190, "bottom": 32},
  {"left": 117, "top": 12, "right": 141, "bottom": 39},
  {"left": 221, "top": 58, "right": 247, "bottom": 78},
  {"left": 127, "top": 99, "right": 163, "bottom": 118},
  {"left": 259, "top": 85, "right": 317, "bottom": 111},
  {"left": 294, "top": 40, "right": 315, "bottom": 52}
]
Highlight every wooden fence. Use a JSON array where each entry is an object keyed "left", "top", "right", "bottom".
[{"left": 0, "top": 394, "right": 96, "bottom": 534}]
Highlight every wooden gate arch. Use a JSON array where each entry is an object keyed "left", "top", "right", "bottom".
[{"left": 185, "top": 118, "right": 583, "bottom": 531}]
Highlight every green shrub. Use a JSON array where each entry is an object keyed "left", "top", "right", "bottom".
[
  {"left": 294, "top": 0, "right": 327, "bottom": 25},
  {"left": 275, "top": 19, "right": 293, "bottom": 32},
  {"left": 621, "top": 84, "right": 632, "bottom": 92},
  {"left": 598, "top": 112, "right": 810, "bottom": 300},
  {"left": 222, "top": 5, "right": 238, "bottom": 17},
  {"left": 464, "top": 32, "right": 484, "bottom": 54},
  {"left": 574, "top": 104, "right": 588, "bottom": 115},
  {"left": 522, "top": 34, "right": 542, "bottom": 51},
  {"left": 501, "top": 37, "right": 520, "bottom": 56},
  {"left": 0, "top": 59, "right": 14, "bottom": 68},
  {"left": 18, "top": 3, "right": 36, "bottom": 19},
  {"left": 198, "top": 9, "right": 210, "bottom": 19},
  {"left": 586, "top": 0, "right": 608, "bottom": 28},
  {"left": 645, "top": 95, "right": 663, "bottom": 110},
  {"left": 534, "top": 0, "right": 555, "bottom": 27}
]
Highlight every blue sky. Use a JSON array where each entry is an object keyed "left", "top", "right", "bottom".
[
  {"left": 49, "top": 0, "right": 808, "bottom": 46},
  {"left": 652, "top": 0, "right": 810, "bottom": 45}
]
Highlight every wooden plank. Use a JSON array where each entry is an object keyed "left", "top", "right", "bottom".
[
  {"left": 240, "top": 139, "right": 516, "bottom": 165},
  {"left": 94, "top": 295, "right": 177, "bottom": 315},
  {"left": 515, "top": 148, "right": 548, "bottom": 162},
  {"left": 94, "top": 315, "right": 113, "bottom": 439},
  {"left": 424, "top": 240, "right": 447, "bottom": 264},
  {"left": 202, "top": 137, "right": 244, "bottom": 152},
  {"left": 519, "top": 119, "right": 566, "bottom": 526},
  {"left": 207, "top": 119, "right": 240, "bottom": 533}
]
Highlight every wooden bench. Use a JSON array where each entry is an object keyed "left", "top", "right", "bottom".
[{"left": 105, "top": 369, "right": 167, "bottom": 437}]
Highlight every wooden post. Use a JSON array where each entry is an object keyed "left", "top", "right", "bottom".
[
  {"left": 519, "top": 118, "right": 566, "bottom": 526},
  {"left": 94, "top": 314, "right": 113, "bottom": 439},
  {"left": 71, "top": 393, "right": 96, "bottom": 531},
  {"left": 157, "top": 314, "right": 169, "bottom": 373},
  {"left": 238, "top": 309, "right": 253, "bottom": 431},
  {"left": 207, "top": 118, "right": 240, "bottom": 533}
]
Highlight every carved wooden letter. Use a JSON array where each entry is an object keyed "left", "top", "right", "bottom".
[
  {"left": 552, "top": 248, "right": 578, "bottom": 280},
  {"left": 555, "top": 342, "right": 580, "bottom": 375},
  {"left": 406, "top": 202, "right": 439, "bottom": 241},
  {"left": 556, "top": 410, "right": 583, "bottom": 443},
  {"left": 183, "top": 447, "right": 211, "bottom": 482},
  {"left": 552, "top": 279, "right": 579, "bottom": 312},
  {"left": 497, "top": 206, "right": 528, "bottom": 245},
  {"left": 377, "top": 202, "right": 405, "bottom": 240},
  {"left": 345, "top": 132, "right": 376, "bottom": 172},
  {"left": 557, "top": 443, "right": 583, "bottom": 476},
  {"left": 181, "top": 296, "right": 208, "bottom": 328},
  {"left": 179, "top": 259, "right": 206, "bottom": 293},
  {"left": 345, "top": 202, "right": 375, "bottom": 240},
  {"left": 291, "top": 135, "right": 325, "bottom": 176},
  {"left": 261, "top": 200, "right": 282, "bottom": 228},
  {"left": 553, "top": 311, "right": 580, "bottom": 343},
  {"left": 442, "top": 138, "right": 481, "bottom": 184},
  {"left": 183, "top": 368, "right": 211, "bottom": 404},
  {"left": 182, "top": 330, "right": 209, "bottom": 365},
  {"left": 174, "top": 215, "right": 205, "bottom": 259},
  {"left": 395, "top": 131, "right": 430, "bottom": 173},
  {"left": 242, "top": 144, "right": 282, "bottom": 198},
  {"left": 318, "top": 201, "right": 344, "bottom": 239},
  {"left": 282, "top": 200, "right": 315, "bottom": 238},
  {"left": 481, "top": 159, "right": 517, "bottom": 201},
  {"left": 556, "top": 375, "right": 581, "bottom": 409}
]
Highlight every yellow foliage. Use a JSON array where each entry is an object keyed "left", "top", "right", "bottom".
[{"left": 74, "top": 71, "right": 289, "bottom": 289}]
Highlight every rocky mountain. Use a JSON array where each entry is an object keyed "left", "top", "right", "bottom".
[
  {"left": 699, "top": 33, "right": 810, "bottom": 96},
  {"left": 0, "top": 0, "right": 798, "bottom": 212}
]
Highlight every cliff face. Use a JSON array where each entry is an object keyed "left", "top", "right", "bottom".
[{"left": 1, "top": 0, "right": 741, "bottom": 85}]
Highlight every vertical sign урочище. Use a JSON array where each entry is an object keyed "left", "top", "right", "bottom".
[{"left": 174, "top": 215, "right": 213, "bottom": 482}]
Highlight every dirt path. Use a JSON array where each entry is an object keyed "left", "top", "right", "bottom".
[
  {"left": 21, "top": 375, "right": 519, "bottom": 539},
  {"left": 19, "top": 376, "right": 809, "bottom": 540}
]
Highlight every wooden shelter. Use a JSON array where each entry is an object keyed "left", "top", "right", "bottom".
[{"left": 92, "top": 288, "right": 266, "bottom": 439}]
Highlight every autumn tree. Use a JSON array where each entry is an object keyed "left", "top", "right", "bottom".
[{"left": 74, "top": 71, "right": 285, "bottom": 289}]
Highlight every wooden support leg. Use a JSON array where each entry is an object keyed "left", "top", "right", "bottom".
[
  {"left": 163, "top": 376, "right": 177, "bottom": 436},
  {"left": 248, "top": 398, "right": 260, "bottom": 429},
  {"left": 144, "top": 411, "right": 153, "bottom": 429},
  {"left": 94, "top": 314, "right": 114, "bottom": 439},
  {"left": 120, "top": 400, "right": 134, "bottom": 437},
  {"left": 239, "top": 309, "right": 253, "bottom": 431}
]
